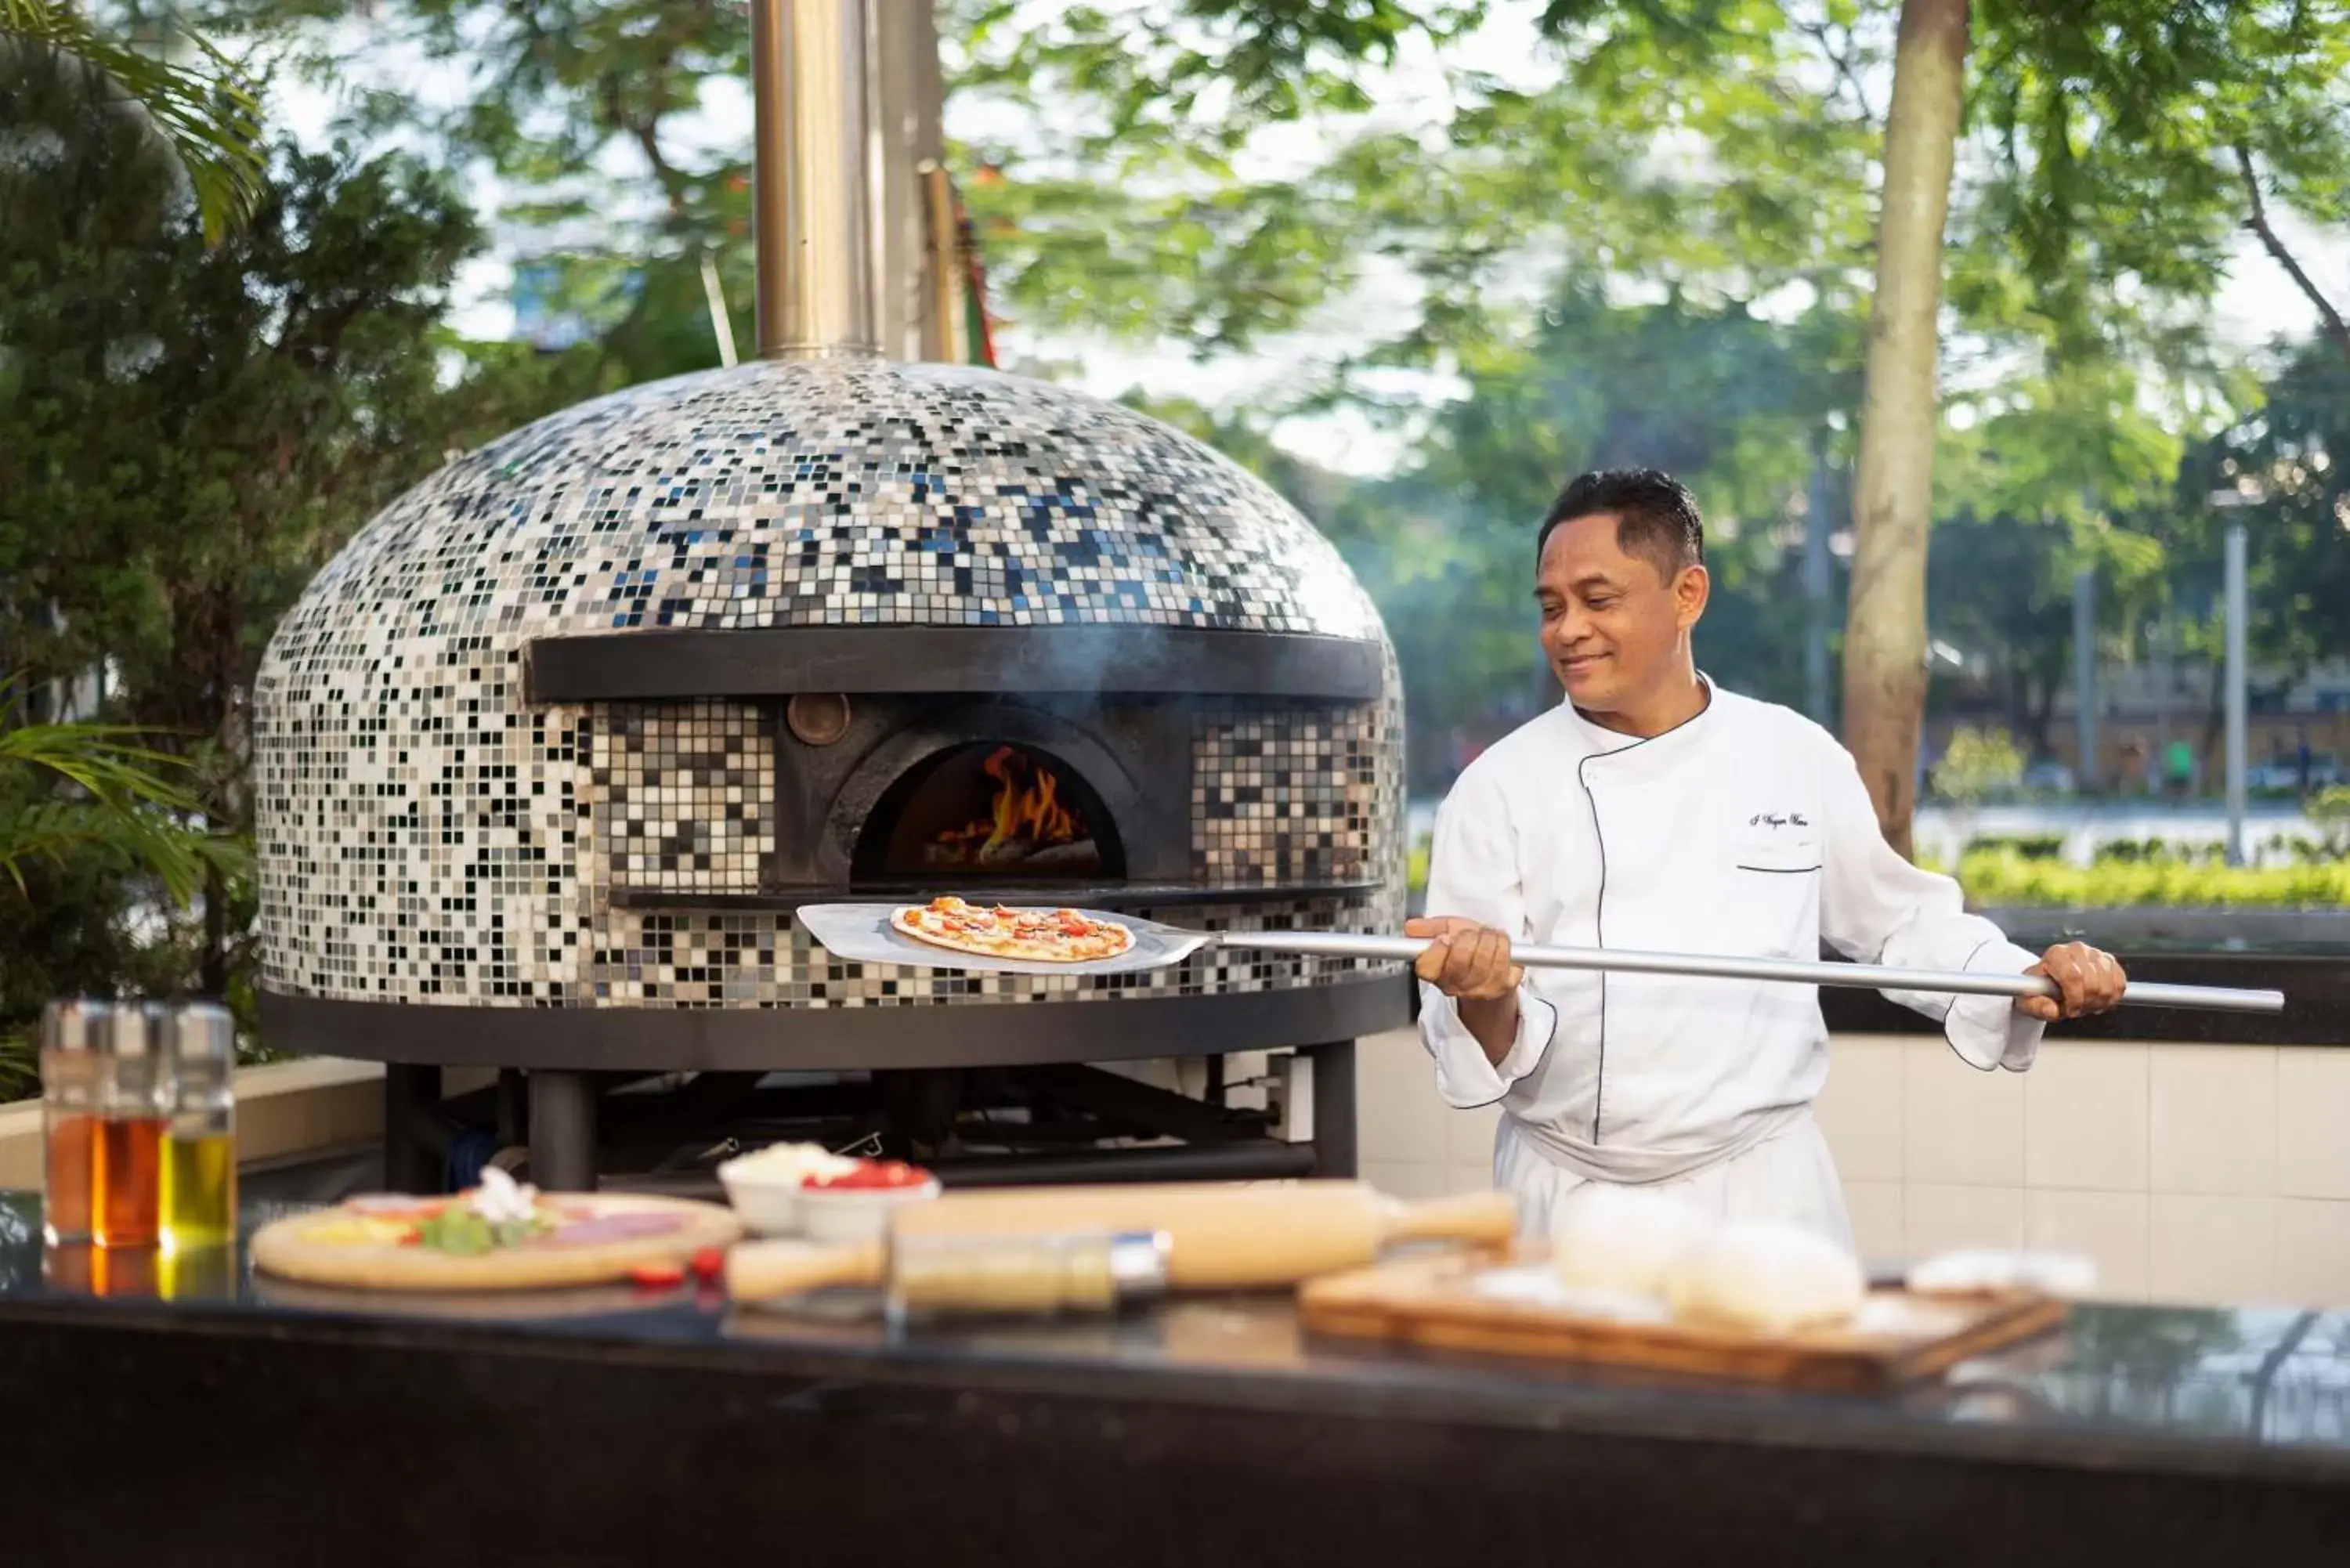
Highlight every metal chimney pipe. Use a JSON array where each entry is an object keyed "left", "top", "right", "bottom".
[{"left": 751, "top": 0, "right": 879, "bottom": 358}]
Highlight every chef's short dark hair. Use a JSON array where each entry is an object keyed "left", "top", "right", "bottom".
[{"left": 1537, "top": 468, "right": 1705, "bottom": 582}]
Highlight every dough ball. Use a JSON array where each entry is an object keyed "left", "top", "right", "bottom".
[
  {"left": 1664, "top": 1219, "right": 1866, "bottom": 1335},
  {"left": 1549, "top": 1184, "right": 1716, "bottom": 1299}
]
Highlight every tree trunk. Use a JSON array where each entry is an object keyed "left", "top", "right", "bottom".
[
  {"left": 2023, "top": 675, "right": 2055, "bottom": 761},
  {"left": 201, "top": 857, "right": 229, "bottom": 999},
  {"left": 1840, "top": 0, "right": 1971, "bottom": 859}
]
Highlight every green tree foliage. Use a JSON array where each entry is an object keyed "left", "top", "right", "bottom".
[
  {"left": 2167, "top": 349, "right": 2350, "bottom": 675},
  {"left": 1965, "top": 1, "right": 2350, "bottom": 362},
  {"left": 1929, "top": 724, "right": 2024, "bottom": 806},
  {"left": 0, "top": 699, "right": 240, "bottom": 905},
  {"left": 177, "top": 0, "right": 759, "bottom": 386},
  {"left": 0, "top": 39, "right": 491, "bottom": 1018},
  {"left": 0, "top": 686, "right": 246, "bottom": 1099},
  {"left": 1184, "top": 282, "right": 1862, "bottom": 785},
  {"left": 2310, "top": 785, "right": 2350, "bottom": 858},
  {"left": 952, "top": 0, "right": 2350, "bottom": 842},
  {"left": 0, "top": 4, "right": 266, "bottom": 239}
]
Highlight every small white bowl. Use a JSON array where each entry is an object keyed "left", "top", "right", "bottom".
[
  {"left": 797, "top": 1178, "right": 942, "bottom": 1244},
  {"left": 717, "top": 1143, "right": 868, "bottom": 1237},
  {"left": 717, "top": 1167, "right": 808, "bottom": 1237}
]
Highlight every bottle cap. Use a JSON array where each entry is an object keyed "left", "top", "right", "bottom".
[
  {"left": 169, "top": 1002, "right": 236, "bottom": 1064},
  {"left": 99, "top": 1002, "right": 167, "bottom": 1059},
  {"left": 39, "top": 999, "right": 110, "bottom": 1052}
]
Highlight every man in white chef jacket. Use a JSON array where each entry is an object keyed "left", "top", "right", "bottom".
[{"left": 1405, "top": 468, "right": 2127, "bottom": 1249}]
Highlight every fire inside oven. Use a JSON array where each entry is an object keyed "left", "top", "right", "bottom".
[{"left": 853, "top": 740, "right": 1126, "bottom": 883}]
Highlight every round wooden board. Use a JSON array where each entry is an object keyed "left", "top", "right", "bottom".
[{"left": 250, "top": 1194, "right": 743, "bottom": 1292}]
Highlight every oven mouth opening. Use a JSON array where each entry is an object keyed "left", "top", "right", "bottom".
[{"left": 852, "top": 741, "right": 1128, "bottom": 886}]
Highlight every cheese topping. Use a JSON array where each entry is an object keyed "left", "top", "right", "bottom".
[{"left": 470, "top": 1164, "right": 543, "bottom": 1227}]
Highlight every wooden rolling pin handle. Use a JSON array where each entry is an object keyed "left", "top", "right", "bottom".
[
  {"left": 726, "top": 1237, "right": 885, "bottom": 1301},
  {"left": 1383, "top": 1190, "right": 1518, "bottom": 1246}
]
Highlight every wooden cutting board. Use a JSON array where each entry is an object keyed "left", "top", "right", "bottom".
[{"left": 1298, "top": 1247, "right": 2065, "bottom": 1393}]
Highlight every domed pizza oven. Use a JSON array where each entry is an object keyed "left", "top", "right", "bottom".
[{"left": 251, "top": 0, "right": 1408, "bottom": 1190}]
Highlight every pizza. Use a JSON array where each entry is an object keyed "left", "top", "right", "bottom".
[
  {"left": 250, "top": 1168, "right": 743, "bottom": 1291},
  {"left": 890, "top": 896, "right": 1136, "bottom": 963}
]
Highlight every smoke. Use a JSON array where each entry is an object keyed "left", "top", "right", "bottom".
[{"left": 987, "top": 620, "right": 1185, "bottom": 701}]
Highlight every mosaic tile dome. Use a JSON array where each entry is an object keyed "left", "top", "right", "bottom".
[
  {"left": 254, "top": 358, "right": 1405, "bottom": 1009},
  {"left": 265, "top": 357, "right": 1387, "bottom": 643}
]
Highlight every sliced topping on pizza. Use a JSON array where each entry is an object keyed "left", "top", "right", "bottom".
[{"left": 540, "top": 1212, "right": 697, "bottom": 1247}]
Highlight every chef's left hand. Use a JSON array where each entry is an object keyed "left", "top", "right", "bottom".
[{"left": 2017, "top": 941, "right": 2127, "bottom": 1021}]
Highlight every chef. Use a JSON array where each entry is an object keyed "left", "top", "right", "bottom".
[{"left": 1405, "top": 468, "right": 2128, "bottom": 1248}]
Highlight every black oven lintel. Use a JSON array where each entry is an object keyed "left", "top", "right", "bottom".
[{"left": 526, "top": 626, "right": 1384, "bottom": 703}]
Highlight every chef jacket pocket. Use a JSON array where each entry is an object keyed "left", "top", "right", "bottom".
[
  {"left": 1725, "top": 838, "right": 1822, "bottom": 957},
  {"left": 1732, "top": 839, "right": 1822, "bottom": 875}
]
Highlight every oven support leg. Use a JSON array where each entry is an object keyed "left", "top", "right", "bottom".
[
  {"left": 1307, "top": 1040, "right": 1357, "bottom": 1180},
  {"left": 383, "top": 1063, "right": 443, "bottom": 1194},
  {"left": 530, "top": 1070, "right": 599, "bottom": 1191}
]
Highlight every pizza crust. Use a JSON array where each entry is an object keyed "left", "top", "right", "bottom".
[
  {"left": 250, "top": 1194, "right": 743, "bottom": 1292},
  {"left": 889, "top": 901, "right": 1136, "bottom": 964}
]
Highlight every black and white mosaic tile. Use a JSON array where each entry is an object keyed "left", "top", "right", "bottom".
[
  {"left": 255, "top": 358, "right": 1405, "bottom": 1009},
  {"left": 593, "top": 702, "right": 776, "bottom": 894}
]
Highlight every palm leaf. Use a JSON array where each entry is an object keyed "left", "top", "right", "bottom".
[
  {"left": 0, "top": 0, "right": 265, "bottom": 241},
  {"left": 0, "top": 1030, "right": 33, "bottom": 1104},
  {"left": 0, "top": 695, "right": 245, "bottom": 906}
]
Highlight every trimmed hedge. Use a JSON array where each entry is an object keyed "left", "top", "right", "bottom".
[{"left": 1955, "top": 847, "right": 2350, "bottom": 909}]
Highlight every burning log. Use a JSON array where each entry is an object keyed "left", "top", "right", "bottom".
[
  {"left": 930, "top": 745, "right": 1092, "bottom": 869},
  {"left": 1021, "top": 839, "right": 1097, "bottom": 870}
]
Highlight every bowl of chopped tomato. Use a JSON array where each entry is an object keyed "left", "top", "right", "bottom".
[{"left": 796, "top": 1158, "right": 941, "bottom": 1242}]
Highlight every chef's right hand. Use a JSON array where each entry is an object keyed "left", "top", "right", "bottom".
[{"left": 1404, "top": 916, "right": 1524, "bottom": 1000}]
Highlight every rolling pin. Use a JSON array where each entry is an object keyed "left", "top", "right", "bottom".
[{"left": 726, "top": 1180, "right": 1517, "bottom": 1303}]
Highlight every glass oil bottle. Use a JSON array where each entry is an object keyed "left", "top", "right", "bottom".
[
  {"left": 161, "top": 1002, "right": 237, "bottom": 1251},
  {"left": 92, "top": 1003, "right": 168, "bottom": 1248},
  {"left": 38, "top": 999, "right": 107, "bottom": 1245}
]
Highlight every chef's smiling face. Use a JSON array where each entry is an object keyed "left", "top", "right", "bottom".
[{"left": 1535, "top": 511, "right": 1709, "bottom": 716}]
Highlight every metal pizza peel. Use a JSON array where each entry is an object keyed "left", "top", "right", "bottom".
[{"left": 792, "top": 902, "right": 2284, "bottom": 1016}]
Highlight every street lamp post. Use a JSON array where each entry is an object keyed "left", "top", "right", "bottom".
[
  {"left": 2225, "top": 522, "right": 2249, "bottom": 867},
  {"left": 2209, "top": 486, "right": 2252, "bottom": 866},
  {"left": 2073, "top": 566, "right": 2096, "bottom": 794}
]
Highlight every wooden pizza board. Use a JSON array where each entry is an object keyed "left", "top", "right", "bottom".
[
  {"left": 251, "top": 1277, "right": 686, "bottom": 1321},
  {"left": 250, "top": 1194, "right": 743, "bottom": 1292},
  {"left": 1298, "top": 1246, "right": 2065, "bottom": 1393}
]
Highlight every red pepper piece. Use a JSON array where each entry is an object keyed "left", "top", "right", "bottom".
[
  {"left": 689, "top": 1246, "right": 725, "bottom": 1281},
  {"left": 627, "top": 1262, "right": 686, "bottom": 1287}
]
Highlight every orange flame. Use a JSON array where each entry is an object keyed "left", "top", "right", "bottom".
[{"left": 935, "top": 746, "right": 1086, "bottom": 861}]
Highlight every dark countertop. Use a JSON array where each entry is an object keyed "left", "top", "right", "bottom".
[{"left": 5, "top": 1193, "right": 2350, "bottom": 1565}]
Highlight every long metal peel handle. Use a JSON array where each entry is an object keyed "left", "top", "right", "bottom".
[{"left": 1210, "top": 932, "right": 2286, "bottom": 1016}]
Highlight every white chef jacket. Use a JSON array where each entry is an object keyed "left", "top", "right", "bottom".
[{"left": 1420, "top": 680, "right": 2044, "bottom": 1227}]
